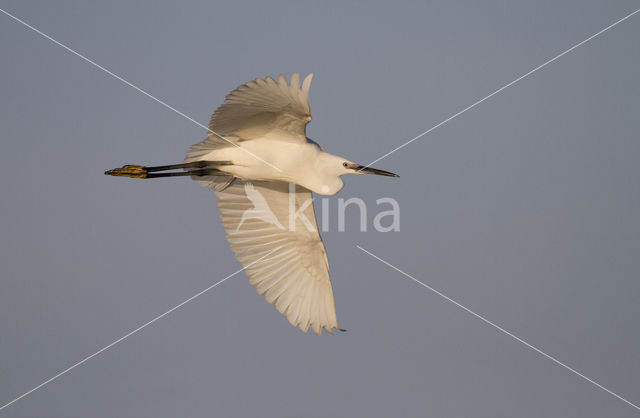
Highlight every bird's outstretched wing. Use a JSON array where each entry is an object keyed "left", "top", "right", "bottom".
[
  {"left": 184, "top": 73, "right": 312, "bottom": 191},
  {"left": 215, "top": 180, "right": 338, "bottom": 335},
  {"left": 210, "top": 73, "right": 312, "bottom": 143}
]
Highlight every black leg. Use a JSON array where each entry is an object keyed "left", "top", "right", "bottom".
[
  {"left": 105, "top": 161, "right": 232, "bottom": 179},
  {"left": 146, "top": 168, "right": 225, "bottom": 178},
  {"left": 144, "top": 161, "right": 232, "bottom": 172}
]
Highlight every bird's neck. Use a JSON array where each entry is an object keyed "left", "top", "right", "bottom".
[{"left": 303, "top": 152, "right": 345, "bottom": 195}]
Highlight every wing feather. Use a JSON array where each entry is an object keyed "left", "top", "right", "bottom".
[
  {"left": 208, "top": 73, "right": 312, "bottom": 143},
  {"left": 184, "top": 73, "right": 314, "bottom": 191},
  {"left": 215, "top": 180, "right": 338, "bottom": 335}
]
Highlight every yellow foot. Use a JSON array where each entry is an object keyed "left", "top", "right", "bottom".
[{"left": 104, "top": 165, "right": 148, "bottom": 178}]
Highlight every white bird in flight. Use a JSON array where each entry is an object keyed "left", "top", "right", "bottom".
[{"left": 106, "top": 73, "right": 398, "bottom": 335}]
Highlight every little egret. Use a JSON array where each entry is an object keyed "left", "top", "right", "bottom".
[{"left": 106, "top": 73, "right": 398, "bottom": 335}]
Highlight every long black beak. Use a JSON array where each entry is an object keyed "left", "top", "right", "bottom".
[{"left": 355, "top": 165, "right": 399, "bottom": 177}]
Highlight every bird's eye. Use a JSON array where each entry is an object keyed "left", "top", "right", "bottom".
[{"left": 343, "top": 162, "right": 348, "bottom": 167}]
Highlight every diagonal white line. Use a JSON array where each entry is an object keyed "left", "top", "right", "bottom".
[
  {"left": 362, "top": 8, "right": 640, "bottom": 169},
  {"left": 0, "top": 7, "right": 283, "bottom": 173},
  {"left": 356, "top": 245, "right": 640, "bottom": 412},
  {"left": 0, "top": 247, "right": 282, "bottom": 412}
]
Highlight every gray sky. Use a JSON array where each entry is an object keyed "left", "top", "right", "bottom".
[{"left": 1, "top": 1, "right": 639, "bottom": 417}]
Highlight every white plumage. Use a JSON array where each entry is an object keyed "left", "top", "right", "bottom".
[
  {"left": 107, "top": 73, "right": 397, "bottom": 335},
  {"left": 216, "top": 180, "right": 337, "bottom": 335},
  {"left": 234, "top": 183, "right": 286, "bottom": 232},
  {"left": 185, "top": 73, "right": 337, "bottom": 334}
]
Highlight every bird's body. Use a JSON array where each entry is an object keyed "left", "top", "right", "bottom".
[
  {"left": 194, "top": 140, "right": 346, "bottom": 195},
  {"left": 106, "top": 73, "right": 397, "bottom": 335}
]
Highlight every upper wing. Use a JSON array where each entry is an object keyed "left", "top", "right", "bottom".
[
  {"left": 209, "top": 73, "right": 313, "bottom": 143},
  {"left": 184, "top": 73, "right": 312, "bottom": 190},
  {"left": 215, "top": 180, "right": 338, "bottom": 335}
]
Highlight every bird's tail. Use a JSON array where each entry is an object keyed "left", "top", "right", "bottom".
[{"left": 184, "top": 138, "right": 237, "bottom": 191}]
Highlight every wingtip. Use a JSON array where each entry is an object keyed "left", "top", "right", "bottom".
[
  {"left": 290, "top": 72, "right": 300, "bottom": 88},
  {"left": 302, "top": 73, "right": 313, "bottom": 94}
]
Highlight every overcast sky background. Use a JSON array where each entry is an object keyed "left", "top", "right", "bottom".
[{"left": 1, "top": 1, "right": 639, "bottom": 417}]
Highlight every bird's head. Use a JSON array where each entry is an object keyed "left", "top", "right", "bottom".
[{"left": 312, "top": 153, "right": 398, "bottom": 195}]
